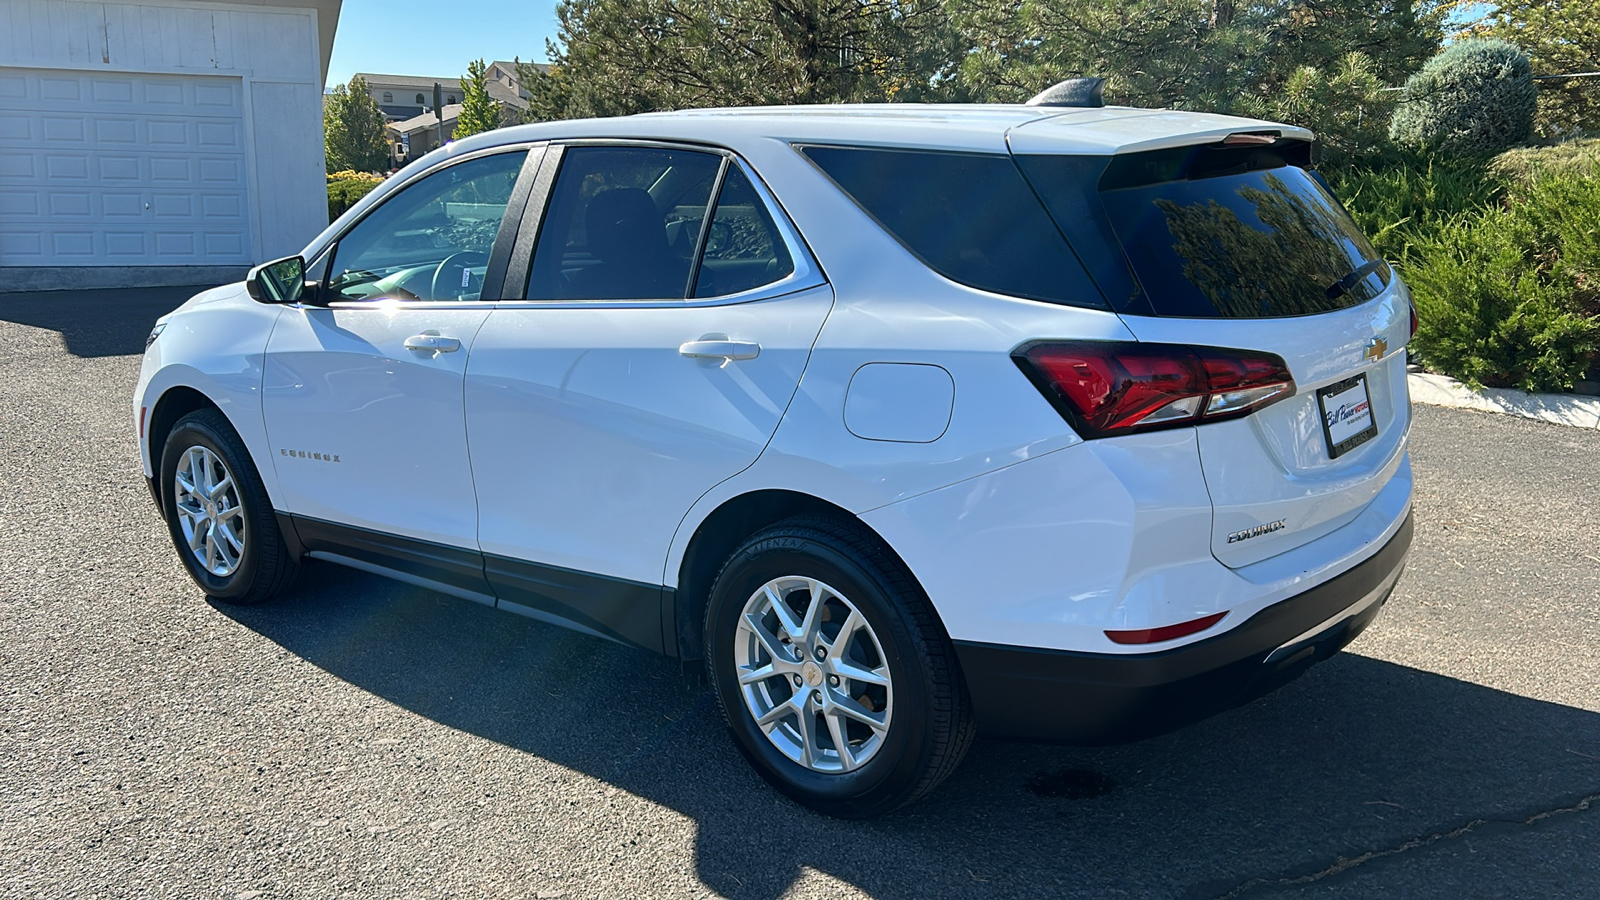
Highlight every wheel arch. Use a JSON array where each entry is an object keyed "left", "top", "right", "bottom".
[
  {"left": 671, "top": 489, "right": 925, "bottom": 663},
  {"left": 145, "top": 386, "right": 223, "bottom": 502}
]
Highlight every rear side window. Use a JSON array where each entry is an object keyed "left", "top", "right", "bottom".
[
  {"left": 693, "top": 166, "right": 794, "bottom": 298},
  {"left": 799, "top": 146, "right": 1105, "bottom": 308},
  {"left": 1022, "top": 148, "right": 1390, "bottom": 318}
]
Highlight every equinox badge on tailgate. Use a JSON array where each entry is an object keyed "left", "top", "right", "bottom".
[{"left": 1227, "top": 519, "right": 1287, "bottom": 543}]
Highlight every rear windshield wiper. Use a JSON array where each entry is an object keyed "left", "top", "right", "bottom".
[{"left": 1325, "top": 259, "right": 1385, "bottom": 300}]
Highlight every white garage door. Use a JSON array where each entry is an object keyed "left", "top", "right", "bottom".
[{"left": 0, "top": 69, "right": 252, "bottom": 266}]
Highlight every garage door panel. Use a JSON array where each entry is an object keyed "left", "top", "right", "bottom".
[
  {"left": 0, "top": 192, "right": 40, "bottom": 216},
  {"left": 0, "top": 68, "right": 250, "bottom": 266},
  {"left": 199, "top": 157, "right": 243, "bottom": 184},
  {"left": 91, "top": 78, "right": 135, "bottom": 103},
  {"left": 0, "top": 113, "right": 30, "bottom": 140},
  {"left": 103, "top": 192, "right": 142, "bottom": 216},
  {"left": 48, "top": 192, "right": 92, "bottom": 216},
  {"left": 96, "top": 118, "right": 138, "bottom": 143},
  {"left": 105, "top": 232, "right": 147, "bottom": 256}
]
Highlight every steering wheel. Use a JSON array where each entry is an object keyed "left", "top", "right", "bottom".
[{"left": 430, "top": 251, "right": 490, "bottom": 300}]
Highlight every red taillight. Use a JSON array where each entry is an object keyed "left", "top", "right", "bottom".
[
  {"left": 1409, "top": 302, "right": 1418, "bottom": 339},
  {"left": 1106, "top": 611, "right": 1228, "bottom": 645},
  {"left": 1014, "top": 341, "right": 1295, "bottom": 438}
]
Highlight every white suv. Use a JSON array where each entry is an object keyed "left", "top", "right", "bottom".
[{"left": 135, "top": 101, "right": 1414, "bottom": 817}]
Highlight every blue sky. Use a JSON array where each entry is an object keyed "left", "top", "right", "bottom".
[{"left": 325, "top": 0, "right": 561, "bottom": 90}]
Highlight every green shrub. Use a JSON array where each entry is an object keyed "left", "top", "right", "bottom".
[
  {"left": 1404, "top": 173, "right": 1600, "bottom": 392},
  {"left": 1326, "top": 152, "right": 1503, "bottom": 260},
  {"left": 327, "top": 170, "right": 384, "bottom": 223},
  {"left": 1489, "top": 138, "right": 1600, "bottom": 187},
  {"left": 1388, "top": 39, "right": 1536, "bottom": 158}
]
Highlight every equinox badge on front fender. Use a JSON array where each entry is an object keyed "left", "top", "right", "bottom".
[{"left": 1227, "top": 519, "right": 1287, "bottom": 543}]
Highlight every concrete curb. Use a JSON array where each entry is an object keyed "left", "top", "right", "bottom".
[{"left": 1408, "top": 372, "right": 1600, "bottom": 429}]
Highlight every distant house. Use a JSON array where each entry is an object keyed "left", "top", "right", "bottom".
[
  {"left": 358, "top": 61, "right": 546, "bottom": 124},
  {"left": 0, "top": 0, "right": 343, "bottom": 291},
  {"left": 381, "top": 62, "right": 550, "bottom": 164},
  {"left": 355, "top": 73, "right": 462, "bottom": 122}
]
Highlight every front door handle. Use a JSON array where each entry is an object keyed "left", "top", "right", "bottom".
[
  {"left": 404, "top": 331, "right": 461, "bottom": 354},
  {"left": 679, "top": 334, "right": 761, "bottom": 363}
]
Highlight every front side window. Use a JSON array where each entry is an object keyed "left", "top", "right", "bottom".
[
  {"left": 324, "top": 150, "right": 527, "bottom": 303},
  {"left": 526, "top": 146, "right": 723, "bottom": 300}
]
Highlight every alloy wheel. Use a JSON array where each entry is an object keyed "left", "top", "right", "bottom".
[
  {"left": 172, "top": 445, "right": 246, "bottom": 578},
  {"left": 735, "top": 576, "right": 894, "bottom": 773}
]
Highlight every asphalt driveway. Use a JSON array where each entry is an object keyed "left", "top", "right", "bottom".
[{"left": 1, "top": 288, "right": 1596, "bottom": 899}]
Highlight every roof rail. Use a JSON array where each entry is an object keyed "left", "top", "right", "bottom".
[{"left": 1025, "top": 77, "right": 1106, "bottom": 109}]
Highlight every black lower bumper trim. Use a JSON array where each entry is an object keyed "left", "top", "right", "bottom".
[{"left": 954, "top": 512, "right": 1413, "bottom": 745}]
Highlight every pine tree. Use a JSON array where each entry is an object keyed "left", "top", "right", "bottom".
[
  {"left": 323, "top": 76, "right": 390, "bottom": 174},
  {"left": 1481, "top": 0, "right": 1600, "bottom": 137},
  {"left": 520, "top": 0, "right": 965, "bottom": 120},
  {"left": 949, "top": 0, "right": 1445, "bottom": 114},
  {"left": 454, "top": 59, "right": 502, "bottom": 139}
]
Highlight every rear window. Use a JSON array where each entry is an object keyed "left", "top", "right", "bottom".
[
  {"left": 1021, "top": 147, "right": 1390, "bottom": 318},
  {"left": 798, "top": 145, "right": 1105, "bottom": 308}
]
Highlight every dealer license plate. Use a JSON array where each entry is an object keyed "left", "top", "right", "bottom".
[{"left": 1317, "top": 373, "right": 1378, "bottom": 459}]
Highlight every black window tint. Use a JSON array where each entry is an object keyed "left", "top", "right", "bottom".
[
  {"left": 527, "top": 147, "right": 722, "bottom": 301},
  {"left": 1034, "top": 150, "right": 1390, "bottom": 318},
  {"left": 692, "top": 166, "right": 794, "bottom": 298},
  {"left": 325, "top": 150, "right": 527, "bottom": 303},
  {"left": 799, "top": 146, "right": 1104, "bottom": 308}
]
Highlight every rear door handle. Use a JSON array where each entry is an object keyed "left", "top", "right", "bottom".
[
  {"left": 404, "top": 331, "right": 461, "bottom": 354},
  {"left": 679, "top": 334, "right": 761, "bottom": 362}
]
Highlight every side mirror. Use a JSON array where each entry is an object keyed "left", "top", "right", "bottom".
[{"left": 245, "top": 255, "right": 307, "bottom": 305}]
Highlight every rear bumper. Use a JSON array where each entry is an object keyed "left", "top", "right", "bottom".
[{"left": 954, "top": 511, "right": 1413, "bottom": 744}]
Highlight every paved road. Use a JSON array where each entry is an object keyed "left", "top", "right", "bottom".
[{"left": 2, "top": 288, "right": 1597, "bottom": 900}]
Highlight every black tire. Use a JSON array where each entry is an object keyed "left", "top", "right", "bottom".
[
  {"left": 704, "top": 514, "right": 975, "bottom": 818},
  {"left": 159, "top": 408, "right": 298, "bottom": 605}
]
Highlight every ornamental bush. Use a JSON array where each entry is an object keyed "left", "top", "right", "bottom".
[
  {"left": 327, "top": 170, "right": 384, "bottom": 223},
  {"left": 1403, "top": 173, "right": 1600, "bottom": 392},
  {"left": 1388, "top": 39, "right": 1536, "bottom": 158}
]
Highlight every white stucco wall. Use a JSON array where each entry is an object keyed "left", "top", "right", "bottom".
[{"left": 1, "top": 0, "right": 332, "bottom": 288}]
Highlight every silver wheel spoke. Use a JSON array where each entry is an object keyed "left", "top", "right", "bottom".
[
  {"left": 765, "top": 585, "right": 803, "bottom": 638},
  {"left": 742, "top": 613, "right": 794, "bottom": 664},
  {"left": 206, "top": 475, "right": 233, "bottom": 500},
  {"left": 823, "top": 711, "right": 857, "bottom": 772},
  {"left": 827, "top": 609, "right": 864, "bottom": 657},
  {"left": 798, "top": 579, "right": 826, "bottom": 645},
  {"left": 826, "top": 690, "right": 888, "bottom": 734},
  {"left": 830, "top": 658, "right": 889, "bottom": 688},
  {"left": 737, "top": 662, "right": 778, "bottom": 686},
  {"left": 792, "top": 696, "right": 818, "bottom": 769}
]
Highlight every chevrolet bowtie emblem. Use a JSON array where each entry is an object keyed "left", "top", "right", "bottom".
[{"left": 1364, "top": 336, "right": 1388, "bottom": 361}]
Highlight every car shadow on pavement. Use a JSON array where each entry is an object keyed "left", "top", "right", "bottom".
[
  {"left": 0, "top": 286, "right": 205, "bottom": 358},
  {"left": 217, "top": 561, "right": 1600, "bottom": 900}
]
